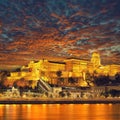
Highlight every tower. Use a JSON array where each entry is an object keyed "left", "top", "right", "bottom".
[{"left": 91, "top": 52, "right": 101, "bottom": 68}]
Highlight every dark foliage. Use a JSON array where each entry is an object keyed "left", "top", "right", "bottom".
[
  {"left": 109, "top": 89, "right": 120, "bottom": 97},
  {"left": 94, "top": 75, "right": 110, "bottom": 86},
  {"left": 68, "top": 77, "right": 78, "bottom": 84},
  {"left": 115, "top": 73, "right": 120, "bottom": 83},
  {"left": 56, "top": 70, "right": 62, "bottom": 77},
  {"left": 59, "top": 91, "right": 66, "bottom": 97}
]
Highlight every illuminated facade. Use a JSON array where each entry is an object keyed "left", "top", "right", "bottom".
[{"left": 7, "top": 53, "right": 120, "bottom": 86}]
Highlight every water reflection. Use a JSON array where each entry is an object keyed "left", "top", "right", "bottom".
[{"left": 0, "top": 104, "right": 120, "bottom": 120}]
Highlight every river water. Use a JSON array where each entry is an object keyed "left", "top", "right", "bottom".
[{"left": 0, "top": 104, "right": 120, "bottom": 120}]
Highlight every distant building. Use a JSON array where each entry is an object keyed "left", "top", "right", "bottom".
[
  {"left": 7, "top": 52, "right": 120, "bottom": 86},
  {"left": 3, "top": 87, "right": 20, "bottom": 98}
]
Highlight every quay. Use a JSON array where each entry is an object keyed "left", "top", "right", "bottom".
[{"left": 0, "top": 98, "right": 120, "bottom": 104}]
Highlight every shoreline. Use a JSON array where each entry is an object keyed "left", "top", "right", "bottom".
[{"left": 0, "top": 98, "right": 120, "bottom": 104}]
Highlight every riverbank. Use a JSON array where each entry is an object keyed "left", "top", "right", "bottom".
[{"left": 0, "top": 98, "right": 120, "bottom": 104}]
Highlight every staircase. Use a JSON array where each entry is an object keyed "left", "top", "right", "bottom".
[{"left": 37, "top": 79, "right": 52, "bottom": 92}]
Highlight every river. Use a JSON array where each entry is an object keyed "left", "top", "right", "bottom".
[{"left": 0, "top": 104, "right": 120, "bottom": 120}]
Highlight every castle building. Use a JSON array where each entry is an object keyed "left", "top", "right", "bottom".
[{"left": 7, "top": 53, "right": 120, "bottom": 86}]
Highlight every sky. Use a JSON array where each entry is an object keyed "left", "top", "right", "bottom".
[{"left": 0, "top": 0, "right": 120, "bottom": 70}]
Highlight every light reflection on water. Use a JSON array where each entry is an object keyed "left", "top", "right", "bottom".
[{"left": 0, "top": 104, "right": 120, "bottom": 120}]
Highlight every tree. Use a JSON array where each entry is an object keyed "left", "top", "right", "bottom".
[
  {"left": 85, "top": 71, "right": 93, "bottom": 86},
  {"left": 14, "top": 78, "right": 28, "bottom": 89},
  {"left": 94, "top": 75, "right": 110, "bottom": 86},
  {"left": 56, "top": 70, "right": 63, "bottom": 85},
  {"left": 59, "top": 91, "right": 66, "bottom": 97},
  {"left": 28, "top": 80, "right": 33, "bottom": 88},
  {"left": 0, "top": 71, "right": 10, "bottom": 88},
  {"left": 15, "top": 68, "right": 21, "bottom": 72},
  {"left": 68, "top": 77, "right": 76, "bottom": 84},
  {"left": 115, "top": 72, "right": 120, "bottom": 84},
  {"left": 109, "top": 89, "right": 120, "bottom": 97},
  {"left": 56, "top": 70, "right": 62, "bottom": 78}
]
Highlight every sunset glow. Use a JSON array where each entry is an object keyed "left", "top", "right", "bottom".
[{"left": 0, "top": 0, "right": 120, "bottom": 70}]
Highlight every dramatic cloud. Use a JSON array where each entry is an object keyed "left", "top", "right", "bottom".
[{"left": 0, "top": 0, "right": 120, "bottom": 69}]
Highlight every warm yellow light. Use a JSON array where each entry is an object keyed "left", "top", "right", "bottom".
[{"left": 6, "top": 52, "right": 120, "bottom": 87}]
